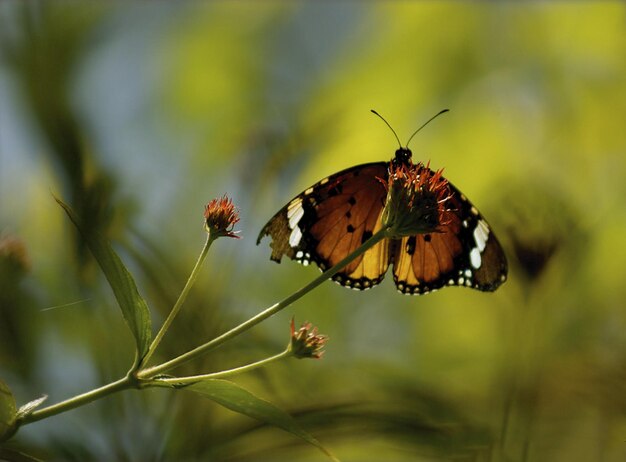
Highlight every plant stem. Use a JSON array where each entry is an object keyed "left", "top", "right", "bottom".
[
  {"left": 17, "top": 227, "right": 388, "bottom": 430},
  {"left": 20, "top": 376, "right": 131, "bottom": 425},
  {"left": 140, "top": 234, "right": 215, "bottom": 368},
  {"left": 138, "top": 227, "right": 390, "bottom": 378},
  {"left": 154, "top": 349, "right": 292, "bottom": 386}
]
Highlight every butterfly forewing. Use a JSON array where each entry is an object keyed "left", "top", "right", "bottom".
[{"left": 257, "top": 162, "right": 392, "bottom": 289}]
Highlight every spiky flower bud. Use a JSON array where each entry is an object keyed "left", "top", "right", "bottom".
[
  {"left": 288, "top": 318, "right": 328, "bottom": 359},
  {"left": 204, "top": 195, "right": 241, "bottom": 239}
]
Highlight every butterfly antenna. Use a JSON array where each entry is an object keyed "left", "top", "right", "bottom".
[
  {"left": 405, "top": 109, "right": 449, "bottom": 148},
  {"left": 371, "top": 109, "right": 402, "bottom": 149}
]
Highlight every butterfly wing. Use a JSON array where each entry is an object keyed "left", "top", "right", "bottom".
[
  {"left": 392, "top": 180, "right": 508, "bottom": 294},
  {"left": 257, "top": 162, "right": 391, "bottom": 289}
]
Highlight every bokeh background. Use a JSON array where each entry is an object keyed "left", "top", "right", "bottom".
[{"left": 1, "top": 1, "right": 625, "bottom": 461}]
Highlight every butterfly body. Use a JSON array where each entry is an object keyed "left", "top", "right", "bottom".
[{"left": 257, "top": 148, "right": 507, "bottom": 295}]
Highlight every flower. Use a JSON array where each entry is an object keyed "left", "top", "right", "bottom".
[
  {"left": 381, "top": 161, "right": 452, "bottom": 238},
  {"left": 204, "top": 195, "right": 241, "bottom": 239},
  {"left": 0, "top": 233, "right": 31, "bottom": 275},
  {"left": 288, "top": 318, "right": 328, "bottom": 359}
]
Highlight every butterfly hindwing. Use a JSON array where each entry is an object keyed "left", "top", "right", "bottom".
[
  {"left": 391, "top": 180, "right": 507, "bottom": 294},
  {"left": 257, "top": 162, "right": 391, "bottom": 289}
]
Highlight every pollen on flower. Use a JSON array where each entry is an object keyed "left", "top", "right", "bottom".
[
  {"left": 204, "top": 195, "right": 241, "bottom": 239},
  {"left": 289, "top": 318, "right": 328, "bottom": 359},
  {"left": 381, "top": 161, "right": 453, "bottom": 237}
]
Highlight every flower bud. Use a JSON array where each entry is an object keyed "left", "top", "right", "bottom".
[
  {"left": 288, "top": 318, "right": 328, "bottom": 359},
  {"left": 204, "top": 195, "right": 241, "bottom": 239}
]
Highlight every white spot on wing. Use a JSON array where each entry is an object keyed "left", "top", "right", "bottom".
[
  {"left": 287, "top": 203, "right": 304, "bottom": 230},
  {"left": 289, "top": 226, "right": 302, "bottom": 247},
  {"left": 287, "top": 198, "right": 304, "bottom": 228},
  {"left": 473, "top": 219, "right": 490, "bottom": 252},
  {"left": 470, "top": 247, "right": 481, "bottom": 269},
  {"left": 287, "top": 197, "right": 301, "bottom": 209}
]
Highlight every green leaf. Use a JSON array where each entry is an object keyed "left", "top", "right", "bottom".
[
  {"left": 186, "top": 379, "right": 339, "bottom": 461},
  {"left": 0, "top": 379, "right": 17, "bottom": 442},
  {"left": 55, "top": 196, "right": 152, "bottom": 364}
]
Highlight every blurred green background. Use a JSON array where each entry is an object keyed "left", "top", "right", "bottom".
[{"left": 1, "top": 1, "right": 625, "bottom": 461}]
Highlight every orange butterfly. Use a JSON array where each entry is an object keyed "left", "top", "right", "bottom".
[{"left": 257, "top": 112, "right": 507, "bottom": 295}]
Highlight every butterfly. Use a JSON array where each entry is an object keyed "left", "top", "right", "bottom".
[{"left": 257, "top": 111, "right": 507, "bottom": 295}]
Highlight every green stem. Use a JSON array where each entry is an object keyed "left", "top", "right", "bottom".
[
  {"left": 18, "top": 235, "right": 218, "bottom": 428},
  {"left": 20, "top": 376, "right": 131, "bottom": 425},
  {"left": 140, "top": 234, "right": 215, "bottom": 368},
  {"left": 154, "top": 349, "right": 292, "bottom": 386},
  {"left": 16, "top": 227, "right": 388, "bottom": 430},
  {"left": 138, "top": 226, "right": 390, "bottom": 378}
]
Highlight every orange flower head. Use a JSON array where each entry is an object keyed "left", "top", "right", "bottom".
[
  {"left": 0, "top": 233, "right": 31, "bottom": 275},
  {"left": 381, "top": 161, "right": 452, "bottom": 237},
  {"left": 204, "top": 195, "right": 241, "bottom": 239}
]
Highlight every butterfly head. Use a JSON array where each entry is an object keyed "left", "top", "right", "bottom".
[
  {"left": 393, "top": 147, "right": 413, "bottom": 168},
  {"left": 371, "top": 109, "right": 448, "bottom": 169}
]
